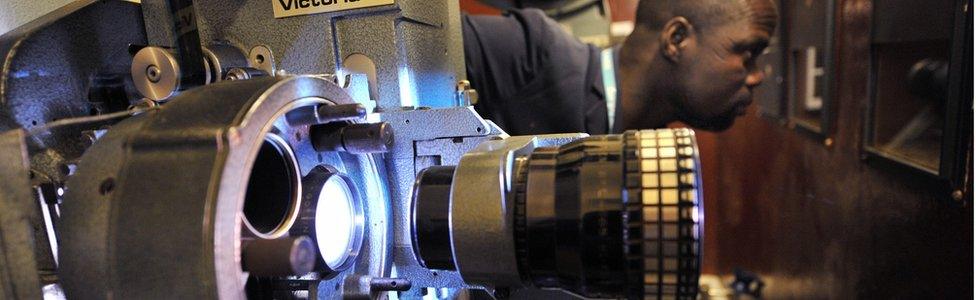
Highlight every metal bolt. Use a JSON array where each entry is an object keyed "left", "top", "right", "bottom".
[
  {"left": 224, "top": 67, "right": 267, "bottom": 81},
  {"left": 369, "top": 278, "right": 411, "bottom": 292},
  {"left": 285, "top": 103, "right": 367, "bottom": 126},
  {"left": 310, "top": 122, "right": 394, "bottom": 154},
  {"left": 146, "top": 65, "right": 162, "bottom": 83},
  {"left": 225, "top": 68, "right": 249, "bottom": 81},
  {"left": 318, "top": 104, "right": 367, "bottom": 123}
]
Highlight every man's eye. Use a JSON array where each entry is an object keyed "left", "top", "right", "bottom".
[
  {"left": 742, "top": 50, "right": 755, "bottom": 62},
  {"left": 752, "top": 49, "right": 762, "bottom": 57}
]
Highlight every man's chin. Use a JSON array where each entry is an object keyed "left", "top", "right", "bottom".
[{"left": 686, "top": 114, "right": 737, "bottom": 132}]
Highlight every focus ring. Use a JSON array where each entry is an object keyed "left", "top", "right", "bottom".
[
  {"left": 626, "top": 129, "right": 703, "bottom": 299},
  {"left": 512, "top": 156, "right": 531, "bottom": 283}
]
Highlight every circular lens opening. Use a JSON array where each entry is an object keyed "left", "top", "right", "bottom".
[
  {"left": 243, "top": 134, "right": 301, "bottom": 238},
  {"left": 314, "top": 175, "right": 363, "bottom": 270}
]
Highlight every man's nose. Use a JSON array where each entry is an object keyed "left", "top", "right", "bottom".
[{"left": 745, "top": 69, "right": 765, "bottom": 89}]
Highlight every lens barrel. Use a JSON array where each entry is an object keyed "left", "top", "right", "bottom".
[
  {"left": 513, "top": 134, "right": 630, "bottom": 297},
  {"left": 411, "top": 166, "right": 458, "bottom": 270},
  {"left": 412, "top": 129, "right": 702, "bottom": 299}
]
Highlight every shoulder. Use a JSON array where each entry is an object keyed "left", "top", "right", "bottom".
[
  {"left": 462, "top": 9, "right": 572, "bottom": 92},
  {"left": 463, "top": 8, "right": 582, "bottom": 56}
]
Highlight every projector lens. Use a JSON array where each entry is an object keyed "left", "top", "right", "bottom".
[
  {"left": 412, "top": 129, "right": 703, "bottom": 299},
  {"left": 316, "top": 176, "right": 357, "bottom": 268},
  {"left": 291, "top": 165, "right": 365, "bottom": 274}
]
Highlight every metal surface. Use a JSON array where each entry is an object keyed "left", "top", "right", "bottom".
[
  {"left": 248, "top": 45, "right": 277, "bottom": 76},
  {"left": 59, "top": 75, "right": 391, "bottom": 299},
  {"left": 203, "top": 44, "right": 250, "bottom": 83},
  {"left": 242, "top": 236, "right": 317, "bottom": 276},
  {"left": 310, "top": 122, "right": 394, "bottom": 154},
  {"left": 451, "top": 136, "right": 537, "bottom": 290},
  {"left": 378, "top": 106, "right": 500, "bottom": 297},
  {"left": 0, "top": 0, "right": 74, "bottom": 35},
  {"left": 451, "top": 134, "right": 586, "bottom": 290},
  {"left": 0, "top": 0, "right": 145, "bottom": 181},
  {"left": 0, "top": 130, "right": 41, "bottom": 299},
  {"left": 411, "top": 166, "right": 457, "bottom": 270},
  {"left": 369, "top": 277, "right": 412, "bottom": 291},
  {"left": 286, "top": 103, "right": 368, "bottom": 126},
  {"left": 141, "top": 0, "right": 466, "bottom": 109}
]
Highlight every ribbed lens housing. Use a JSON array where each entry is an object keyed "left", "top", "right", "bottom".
[
  {"left": 513, "top": 129, "right": 702, "bottom": 299},
  {"left": 411, "top": 129, "right": 702, "bottom": 299}
]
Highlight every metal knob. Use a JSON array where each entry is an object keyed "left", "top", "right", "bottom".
[
  {"left": 242, "top": 236, "right": 317, "bottom": 277},
  {"left": 311, "top": 122, "right": 393, "bottom": 154}
]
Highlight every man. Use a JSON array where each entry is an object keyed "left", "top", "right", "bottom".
[{"left": 462, "top": 0, "right": 778, "bottom": 135}]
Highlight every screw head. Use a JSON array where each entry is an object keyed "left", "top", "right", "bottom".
[{"left": 146, "top": 65, "right": 162, "bottom": 83}]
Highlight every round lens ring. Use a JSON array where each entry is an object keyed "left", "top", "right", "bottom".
[
  {"left": 242, "top": 134, "right": 302, "bottom": 239},
  {"left": 291, "top": 165, "right": 365, "bottom": 274}
]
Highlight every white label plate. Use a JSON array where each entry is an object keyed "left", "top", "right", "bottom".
[{"left": 273, "top": 0, "right": 394, "bottom": 18}]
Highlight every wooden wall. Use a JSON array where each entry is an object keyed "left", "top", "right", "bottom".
[{"left": 696, "top": 0, "right": 973, "bottom": 297}]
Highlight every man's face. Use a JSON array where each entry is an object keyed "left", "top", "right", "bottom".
[{"left": 674, "top": 2, "right": 776, "bottom": 131}]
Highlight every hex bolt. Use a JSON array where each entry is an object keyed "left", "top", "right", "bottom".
[
  {"left": 242, "top": 236, "right": 316, "bottom": 277},
  {"left": 369, "top": 278, "right": 411, "bottom": 292},
  {"left": 224, "top": 67, "right": 267, "bottom": 81},
  {"left": 286, "top": 103, "right": 367, "bottom": 126},
  {"left": 310, "top": 122, "right": 393, "bottom": 154}
]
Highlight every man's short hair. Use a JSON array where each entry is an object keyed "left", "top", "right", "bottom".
[{"left": 635, "top": 0, "right": 750, "bottom": 33}]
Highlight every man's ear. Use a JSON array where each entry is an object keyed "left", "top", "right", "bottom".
[{"left": 659, "top": 17, "right": 694, "bottom": 62}]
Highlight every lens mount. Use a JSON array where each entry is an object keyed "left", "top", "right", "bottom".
[{"left": 411, "top": 166, "right": 458, "bottom": 270}]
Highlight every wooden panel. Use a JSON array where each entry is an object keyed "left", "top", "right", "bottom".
[
  {"left": 873, "top": 0, "right": 954, "bottom": 43},
  {"left": 694, "top": 0, "right": 973, "bottom": 298}
]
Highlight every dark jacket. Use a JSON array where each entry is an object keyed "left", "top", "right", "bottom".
[{"left": 462, "top": 9, "right": 612, "bottom": 135}]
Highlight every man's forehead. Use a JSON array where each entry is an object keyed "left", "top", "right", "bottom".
[
  {"left": 745, "top": 0, "right": 778, "bottom": 34},
  {"left": 711, "top": 0, "right": 777, "bottom": 38}
]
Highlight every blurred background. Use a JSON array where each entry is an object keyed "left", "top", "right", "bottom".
[{"left": 462, "top": 0, "right": 972, "bottom": 298}]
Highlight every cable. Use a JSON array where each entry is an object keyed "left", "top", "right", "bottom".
[{"left": 27, "top": 107, "right": 154, "bottom": 136}]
